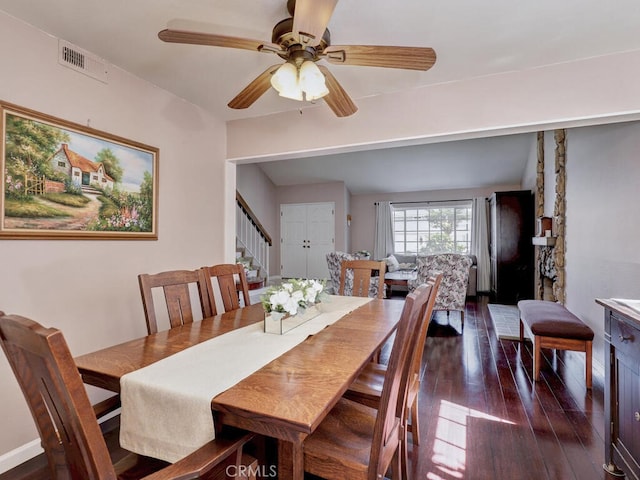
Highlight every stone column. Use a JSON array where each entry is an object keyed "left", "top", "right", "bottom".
[
  {"left": 535, "top": 132, "right": 545, "bottom": 300},
  {"left": 553, "top": 129, "right": 566, "bottom": 304}
]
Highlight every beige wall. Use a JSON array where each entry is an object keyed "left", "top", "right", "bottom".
[{"left": 0, "top": 12, "right": 228, "bottom": 469}]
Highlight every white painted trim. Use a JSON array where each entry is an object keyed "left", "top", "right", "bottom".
[
  {"left": 0, "top": 438, "right": 43, "bottom": 474},
  {"left": 0, "top": 408, "right": 120, "bottom": 474}
]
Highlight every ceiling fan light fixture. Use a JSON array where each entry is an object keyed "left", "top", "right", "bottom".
[
  {"left": 299, "top": 60, "right": 329, "bottom": 100},
  {"left": 270, "top": 62, "right": 303, "bottom": 100},
  {"left": 159, "top": 1, "right": 436, "bottom": 117}
]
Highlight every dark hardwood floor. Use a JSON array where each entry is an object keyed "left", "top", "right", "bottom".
[
  {"left": 1, "top": 295, "right": 608, "bottom": 479},
  {"left": 411, "top": 295, "right": 607, "bottom": 480}
]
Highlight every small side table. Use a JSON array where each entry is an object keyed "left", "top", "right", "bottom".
[{"left": 384, "top": 270, "right": 417, "bottom": 298}]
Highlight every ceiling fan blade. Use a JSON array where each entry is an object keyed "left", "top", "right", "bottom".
[
  {"left": 318, "top": 65, "right": 357, "bottom": 117},
  {"left": 292, "top": 0, "right": 338, "bottom": 47},
  {"left": 323, "top": 45, "right": 436, "bottom": 71},
  {"left": 228, "top": 65, "right": 281, "bottom": 110},
  {"left": 158, "top": 29, "right": 284, "bottom": 54}
]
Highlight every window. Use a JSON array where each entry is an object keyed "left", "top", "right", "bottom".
[
  {"left": 57, "top": 161, "right": 66, "bottom": 168},
  {"left": 392, "top": 201, "right": 472, "bottom": 255}
]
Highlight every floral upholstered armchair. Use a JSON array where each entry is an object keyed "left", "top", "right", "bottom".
[
  {"left": 326, "top": 251, "right": 381, "bottom": 298},
  {"left": 409, "top": 253, "right": 473, "bottom": 327}
]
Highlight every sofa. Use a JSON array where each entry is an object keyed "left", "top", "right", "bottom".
[{"left": 384, "top": 253, "right": 477, "bottom": 296}]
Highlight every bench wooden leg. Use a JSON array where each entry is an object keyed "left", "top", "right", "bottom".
[
  {"left": 519, "top": 319, "right": 524, "bottom": 342},
  {"left": 533, "top": 335, "right": 593, "bottom": 388},
  {"left": 533, "top": 335, "right": 542, "bottom": 382}
]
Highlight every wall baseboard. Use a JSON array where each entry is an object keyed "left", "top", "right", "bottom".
[
  {"left": 0, "top": 438, "right": 43, "bottom": 474},
  {"left": 0, "top": 407, "right": 120, "bottom": 474}
]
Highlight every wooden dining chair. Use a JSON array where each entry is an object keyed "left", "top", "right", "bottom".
[
  {"left": 339, "top": 259, "right": 386, "bottom": 299},
  {"left": 344, "top": 275, "right": 442, "bottom": 447},
  {"left": 301, "top": 283, "right": 430, "bottom": 480},
  {"left": 138, "top": 268, "right": 212, "bottom": 335},
  {"left": 0, "top": 313, "right": 257, "bottom": 480},
  {"left": 340, "top": 277, "right": 441, "bottom": 479},
  {"left": 201, "top": 263, "right": 251, "bottom": 315}
]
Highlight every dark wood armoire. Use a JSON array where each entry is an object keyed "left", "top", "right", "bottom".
[{"left": 489, "top": 190, "right": 534, "bottom": 304}]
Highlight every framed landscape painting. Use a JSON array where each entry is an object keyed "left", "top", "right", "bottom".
[{"left": 1, "top": 101, "right": 158, "bottom": 239}]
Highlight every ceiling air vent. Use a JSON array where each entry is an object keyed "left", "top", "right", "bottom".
[{"left": 58, "top": 40, "right": 108, "bottom": 83}]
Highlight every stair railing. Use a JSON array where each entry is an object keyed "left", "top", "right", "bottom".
[{"left": 236, "top": 191, "right": 272, "bottom": 279}]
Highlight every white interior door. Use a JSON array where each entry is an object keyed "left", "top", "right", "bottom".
[
  {"left": 306, "top": 203, "right": 334, "bottom": 279},
  {"left": 280, "top": 204, "right": 307, "bottom": 278},
  {"left": 280, "top": 202, "right": 334, "bottom": 279}
]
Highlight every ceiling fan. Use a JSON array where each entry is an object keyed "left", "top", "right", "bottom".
[{"left": 158, "top": 0, "right": 436, "bottom": 117}]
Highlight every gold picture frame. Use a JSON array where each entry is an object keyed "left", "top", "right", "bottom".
[{"left": 1, "top": 101, "right": 158, "bottom": 239}]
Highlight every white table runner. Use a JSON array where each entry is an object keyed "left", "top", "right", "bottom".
[{"left": 120, "top": 295, "right": 372, "bottom": 463}]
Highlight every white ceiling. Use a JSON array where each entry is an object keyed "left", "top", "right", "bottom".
[
  {"left": 257, "top": 133, "right": 534, "bottom": 194},
  {"left": 2, "top": 0, "right": 639, "bottom": 193}
]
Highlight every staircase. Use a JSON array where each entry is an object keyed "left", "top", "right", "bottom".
[
  {"left": 235, "top": 247, "right": 265, "bottom": 290},
  {"left": 236, "top": 191, "right": 271, "bottom": 290}
]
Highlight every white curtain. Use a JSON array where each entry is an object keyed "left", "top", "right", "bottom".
[
  {"left": 471, "top": 197, "right": 491, "bottom": 292},
  {"left": 373, "top": 201, "right": 394, "bottom": 260}
]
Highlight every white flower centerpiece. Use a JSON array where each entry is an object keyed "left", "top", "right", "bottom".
[{"left": 261, "top": 279, "right": 326, "bottom": 334}]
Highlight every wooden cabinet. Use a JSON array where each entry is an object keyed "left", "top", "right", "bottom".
[
  {"left": 598, "top": 299, "right": 640, "bottom": 480},
  {"left": 489, "top": 190, "right": 534, "bottom": 304},
  {"left": 280, "top": 202, "right": 334, "bottom": 279}
]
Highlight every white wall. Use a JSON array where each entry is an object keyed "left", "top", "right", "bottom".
[
  {"left": 565, "top": 122, "right": 640, "bottom": 368},
  {"left": 521, "top": 130, "right": 557, "bottom": 216},
  {"left": 0, "top": 12, "right": 228, "bottom": 469}
]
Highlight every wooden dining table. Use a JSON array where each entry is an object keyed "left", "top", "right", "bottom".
[{"left": 74, "top": 298, "right": 404, "bottom": 480}]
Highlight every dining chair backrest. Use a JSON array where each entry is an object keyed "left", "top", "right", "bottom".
[
  {"left": 201, "top": 263, "right": 251, "bottom": 315},
  {"left": 369, "top": 282, "right": 430, "bottom": 474},
  {"left": 339, "top": 259, "right": 386, "bottom": 299},
  {"left": 0, "top": 313, "right": 257, "bottom": 480},
  {"left": 0, "top": 314, "right": 118, "bottom": 479},
  {"left": 138, "top": 268, "right": 212, "bottom": 334},
  {"left": 408, "top": 274, "right": 443, "bottom": 391},
  {"left": 399, "top": 277, "right": 441, "bottom": 466}
]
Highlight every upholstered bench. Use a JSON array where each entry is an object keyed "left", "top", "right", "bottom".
[{"left": 518, "top": 300, "right": 594, "bottom": 388}]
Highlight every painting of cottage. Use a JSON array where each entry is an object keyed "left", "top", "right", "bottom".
[
  {"left": 1, "top": 104, "right": 158, "bottom": 239},
  {"left": 50, "top": 144, "right": 115, "bottom": 192}
]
